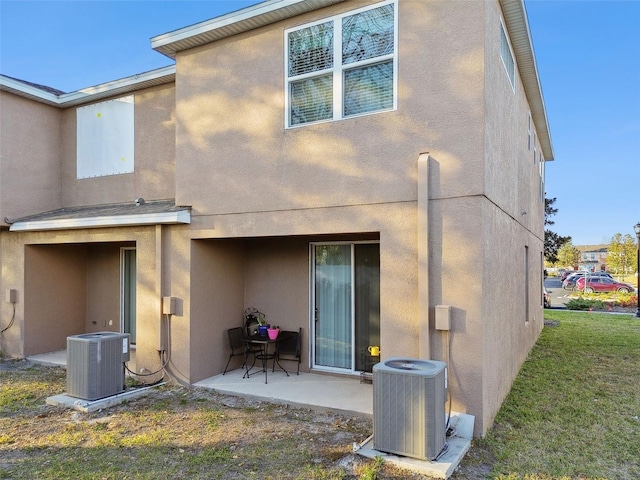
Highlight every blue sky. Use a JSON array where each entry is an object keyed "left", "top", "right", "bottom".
[{"left": 1, "top": 0, "right": 638, "bottom": 246}]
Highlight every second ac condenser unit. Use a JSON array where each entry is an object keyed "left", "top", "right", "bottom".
[
  {"left": 373, "top": 358, "right": 447, "bottom": 461},
  {"left": 66, "top": 332, "right": 130, "bottom": 401}
]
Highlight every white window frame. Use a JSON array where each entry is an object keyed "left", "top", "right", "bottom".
[
  {"left": 500, "top": 21, "right": 515, "bottom": 91},
  {"left": 284, "top": 0, "right": 398, "bottom": 128}
]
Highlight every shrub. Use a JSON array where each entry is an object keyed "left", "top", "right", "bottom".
[
  {"left": 565, "top": 297, "right": 606, "bottom": 311},
  {"left": 617, "top": 294, "right": 638, "bottom": 308}
]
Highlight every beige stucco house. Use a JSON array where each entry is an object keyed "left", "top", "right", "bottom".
[{"left": 0, "top": 0, "right": 553, "bottom": 436}]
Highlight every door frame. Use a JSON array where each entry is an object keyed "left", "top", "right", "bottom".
[
  {"left": 309, "top": 240, "right": 380, "bottom": 375},
  {"left": 120, "top": 247, "right": 136, "bottom": 345}
]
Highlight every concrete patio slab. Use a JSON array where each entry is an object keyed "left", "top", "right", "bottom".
[{"left": 195, "top": 368, "right": 373, "bottom": 416}]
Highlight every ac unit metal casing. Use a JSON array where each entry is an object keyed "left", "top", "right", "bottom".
[
  {"left": 66, "top": 332, "right": 130, "bottom": 401},
  {"left": 373, "top": 358, "right": 447, "bottom": 461}
]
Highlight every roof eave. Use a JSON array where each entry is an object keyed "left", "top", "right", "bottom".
[
  {"left": 0, "top": 66, "right": 176, "bottom": 108},
  {"left": 150, "top": 0, "right": 345, "bottom": 58},
  {"left": 0, "top": 76, "right": 60, "bottom": 107},
  {"left": 499, "top": 0, "right": 554, "bottom": 161}
]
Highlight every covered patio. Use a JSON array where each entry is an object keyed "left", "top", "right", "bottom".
[{"left": 27, "top": 350, "right": 372, "bottom": 416}]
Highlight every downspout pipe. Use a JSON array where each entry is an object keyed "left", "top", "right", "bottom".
[{"left": 418, "top": 153, "right": 430, "bottom": 359}]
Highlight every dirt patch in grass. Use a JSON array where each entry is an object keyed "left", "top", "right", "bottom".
[{"left": 1, "top": 359, "right": 489, "bottom": 479}]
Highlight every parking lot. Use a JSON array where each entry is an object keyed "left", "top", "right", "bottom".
[{"left": 544, "top": 276, "right": 570, "bottom": 308}]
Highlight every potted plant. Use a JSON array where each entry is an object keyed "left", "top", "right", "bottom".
[
  {"left": 267, "top": 325, "right": 280, "bottom": 340},
  {"left": 256, "top": 313, "right": 270, "bottom": 336}
]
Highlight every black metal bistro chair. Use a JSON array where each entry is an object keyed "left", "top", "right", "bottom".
[
  {"left": 223, "top": 327, "right": 254, "bottom": 375},
  {"left": 275, "top": 327, "right": 302, "bottom": 375}
]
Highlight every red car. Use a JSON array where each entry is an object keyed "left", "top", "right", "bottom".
[{"left": 575, "top": 276, "right": 635, "bottom": 294}]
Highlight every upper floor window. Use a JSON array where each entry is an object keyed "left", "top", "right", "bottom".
[
  {"left": 285, "top": 1, "right": 397, "bottom": 127},
  {"left": 77, "top": 96, "right": 134, "bottom": 179},
  {"left": 500, "top": 22, "right": 515, "bottom": 90}
]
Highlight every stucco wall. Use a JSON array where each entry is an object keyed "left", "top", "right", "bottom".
[
  {"left": 167, "top": 0, "right": 542, "bottom": 436},
  {"left": 24, "top": 244, "right": 88, "bottom": 356},
  {"left": 0, "top": 227, "right": 161, "bottom": 366},
  {"left": 242, "top": 237, "right": 311, "bottom": 326},
  {"left": 484, "top": 1, "right": 545, "bottom": 232},
  {"left": 0, "top": 92, "right": 62, "bottom": 223},
  {"left": 189, "top": 239, "right": 245, "bottom": 384},
  {"left": 478, "top": 0, "right": 546, "bottom": 430},
  {"left": 174, "top": 0, "right": 486, "bottom": 215},
  {"left": 59, "top": 83, "right": 176, "bottom": 207}
]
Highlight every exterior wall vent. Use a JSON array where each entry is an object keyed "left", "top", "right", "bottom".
[
  {"left": 66, "top": 332, "right": 130, "bottom": 401},
  {"left": 373, "top": 358, "right": 447, "bottom": 460}
]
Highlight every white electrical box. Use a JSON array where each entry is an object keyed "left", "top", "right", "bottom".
[
  {"left": 162, "top": 296, "right": 176, "bottom": 315},
  {"left": 6, "top": 289, "right": 17, "bottom": 304},
  {"left": 435, "top": 305, "right": 451, "bottom": 331}
]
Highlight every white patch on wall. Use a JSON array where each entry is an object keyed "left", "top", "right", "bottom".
[{"left": 76, "top": 96, "right": 134, "bottom": 179}]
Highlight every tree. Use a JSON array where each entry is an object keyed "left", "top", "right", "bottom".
[
  {"left": 544, "top": 197, "right": 571, "bottom": 264},
  {"left": 607, "top": 233, "right": 637, "bottom": 274},
  {"left": 557, "top": 240, "right": 580, "bottom": 269}
]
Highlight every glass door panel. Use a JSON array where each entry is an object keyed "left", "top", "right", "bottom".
[
  {"left": 312, "top": 242, "right": 380, "bottom": 373},
  {"left": 314, "top": 244, "right": 352, "bottom": 369},
  {"left": 354, "top": 243, "right": 380, "bottom": 372}
]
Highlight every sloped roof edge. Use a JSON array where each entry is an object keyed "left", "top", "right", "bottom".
[
  {"left": 0, "top": 66, "right": 176, "bottom": 108},
  {"left": 8, "top": 199, "right": 190, "bottom": 232}
]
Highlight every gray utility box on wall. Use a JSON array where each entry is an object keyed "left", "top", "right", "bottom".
[
  {"left": 373, "top": 358, "right": 447, "bottom": 461},
  {"left": 66, "top": 332, "right": 130, "bottom": 401}
]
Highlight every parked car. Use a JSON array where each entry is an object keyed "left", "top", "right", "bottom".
[
  {"left": 562, "top": 271, "right": 612, "bottom": 290},
  {"left": 561, "top": 270, "right": 576, "bottom": 281},
  {"left": 562, "top": 272, "right": 586, "bottom": 290},
  {"left": 543, "top": 287, "right": 551, "bottom": 308},
  {"left": 575, "top": 276, "right": 635, "bottom": 294}
]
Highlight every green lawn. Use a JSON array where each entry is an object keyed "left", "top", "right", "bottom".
[
  {"left": 2, "top": 310, "right": 639, "bottom": 480},
  {"left": 471, "top": 310, "right": 640, "bottom": 480}
]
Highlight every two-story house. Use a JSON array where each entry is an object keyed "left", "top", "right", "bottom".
[
  {"left": 0, "top": 0, "right": 553, "bottom": 436},
  {"left": 576, "top": 245, "right": 608, "bottom": 272}
]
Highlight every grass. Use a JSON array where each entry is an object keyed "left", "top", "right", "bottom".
[
  {"left": 0, "top": 361, "right": 410, "bottom": 480},
  {"left": 2, "top": 310, "right": 639, "bottom": 479},
  {"left": 466, "top": 310, "right": 640, "bottom": 480}
]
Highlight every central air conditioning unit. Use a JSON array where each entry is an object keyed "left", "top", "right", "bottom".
[
  {"left": 373, "top": 358, "right": 447, "bottom": 461},
  {"left": 66, "top": 332, "right": 130, "bottom": 401}
]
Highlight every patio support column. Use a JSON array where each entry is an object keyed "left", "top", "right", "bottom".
[
  {"left": 156, "top": 224, "right": 166, "bottom": 352},
  {"left": 418, "top": 153, "right": 430, "bottom": 359}
]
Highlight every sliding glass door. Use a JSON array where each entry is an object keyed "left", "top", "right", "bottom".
[{"left": 312, "top": 242, "right": 380, "bottom": 373}]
